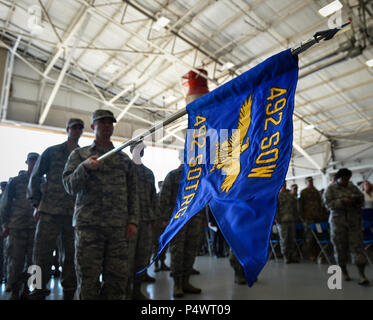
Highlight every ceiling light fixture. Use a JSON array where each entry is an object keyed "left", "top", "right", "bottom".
[
  {"left": 304, "top": 124, "right": 315, "bottom": 130},
  {"left": 164, "top": 95, "right": 177, "bottom": 104},
  {"left": 366, "top": 59, "right": 373, "bottom": 67},
  {"left": 220, "top": 62, "right": 234, "bottom": 71},
  {"left": 152, "top": 16, "right": 170, "bottom": 31},
  {"left": 103, "top": 63, "right": 121, "bottom": 74},
  {"left": 318, "top": 0, "right": 343, "bottom": 17}
]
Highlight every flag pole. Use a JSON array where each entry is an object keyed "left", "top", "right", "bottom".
[
  {"left": 290, "top": 20, "right": 351, "bottom": 55},
  {"left": 97, "top": 21, "right": 351, "bottom": 161}
]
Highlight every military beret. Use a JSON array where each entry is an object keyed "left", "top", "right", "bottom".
[
  {"left": 66, "top": 118, "right": 84, "bottom": 129},
  {"left": 291, "top": 184, "right": 298, "bottom": 189},
  {"left": 27, "top": 152, "right": 40, "bottom": 161},
  {"left": 91, "top": 109, "right": 117, "bottom": 123},
  {"left": 335, "top": 168, "right": 352, "bottom": 180}
]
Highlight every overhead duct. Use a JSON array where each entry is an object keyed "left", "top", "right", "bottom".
[{"left": 298, "top": 38, "right": 364, "bottom": 79}]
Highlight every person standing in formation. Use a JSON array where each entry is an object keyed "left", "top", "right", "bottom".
[
  {"left": 0, "top": 181, "right": 7, "bottom": 284},
  {"left": 324, "top": 168, "right": 369, "bottom": 285},
  {"left": 152, "top": 181, "right": 170, "bottom": 273},
  {"left": 27, "top": 118, "right": 84, "bottom": 300},
  {"left": 128, "top": 141, "right": 158, "bottom": 300},
  {"left": 63, "top": 110, "right": 139, "bottom": 299},
  {"left": 160, "top": 151, "right": 202, "bottom": 298},
  {"left": 275, "top": 182, "right": 299, "bottom": 264},
  {"left": 0, "top": 152, "right": 39, "bottom": 299},
  {"left": 299, "top": 177, "right": 324, "bottom": 261}
]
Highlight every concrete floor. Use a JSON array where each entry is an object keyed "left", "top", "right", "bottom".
[{"left": 0, "top": 254, "right": 372, "bottom": 300}]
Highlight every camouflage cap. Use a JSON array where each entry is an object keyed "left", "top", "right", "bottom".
[
  {"left": 305, "top": 176, "right": 313, "bottom": 181},
  {"left": 27, "top": 152, "right": 40, "bottom": 161},
  {"left": 92, "top": 109, "right": 117, "bottom": 123},
  {"left": 291, "top": 184, "right": 298, "bottom": 189},
  {"left": 66, "top": 118, "right": 84, "bottom": 129}
]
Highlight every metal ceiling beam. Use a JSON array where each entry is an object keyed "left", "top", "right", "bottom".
[
  {"left": 124, "top": 0, "right": 226, "bottom": 69},
  {"left": 104, "top": 36, "right": 173, "bottom": 88},
  {"left": 75, "top": 2, "right": 125, "bottom": 64},
  {"left": 76, "top": 0, "right": 218, "bottom": 84},
  {"left": 115, "top": 93, "right": 140, "bottom": 123},
  {"left": 0, "top": 38, "right": 186, "bottom": 144},
  {"left": 296, "top": 78, "right": 373, "bottom": 110},
  {"left": 292, "top": 141, "right": 322, "bottom": 171},
  {"left": 42, "top": 3, "right": 91, "bottom": 77},
  {"left": 1, "top": 27, "right": 182, "bottom": 114},
  {"left": 297, "top": 104, "right": 373, "bottom": 128},
  {"left": 296, "top": 65, "right": 367, "bottom": 95},
  {"left": 0, "top": 0, "right": 16, "bottom": 38},
  {"left": 301, "top": 91, "right": 373, "bottom": 119},
  {"left": 0, "top": 35, "right": 20, "bottom": 121},
  {"left": 39, "top": 12, "right": 91, "bottom": 125}
]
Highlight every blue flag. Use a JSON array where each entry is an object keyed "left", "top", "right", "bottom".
[{"left": 154, "top": 49, "right": 298, "bottom": 286}]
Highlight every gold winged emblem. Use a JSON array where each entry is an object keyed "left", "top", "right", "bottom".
[{"left": 209, "top": 94, "right": 253, "bottom": 193}]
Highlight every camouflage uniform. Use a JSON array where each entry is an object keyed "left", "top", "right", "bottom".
[
  {"left": 0, "top": 172, "right": 35, "bottom": 297},
  {"left": 0, "top": 183, "right": 6, "bottom": 282},
  {"left": 27, "top": 142, "right": 78, "bottom": 297},
  {"left": 299, "top": 186, "right": 324, "bottom": 259},
  {"left": 229, "top": 250, "right": 246, "bottom": 284},
  {"left": 62, "top": 142, "right": 139, "bottom": 300},
  {"left": 276, "top": 190, "right": 298, "bottom": 261},
  {"left": 160, "top": 165, "right": 202, "bottom": 296},
  {"left": 128, "top": 163, "right": 157, "bottom": 299},
  {"left": 324, "top": 182, "right": 366, "bottom": 267},
  {"left": 152, "top": 189, "right": 167, "bottom": 269}
]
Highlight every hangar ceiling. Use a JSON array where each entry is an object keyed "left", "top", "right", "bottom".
[{"left": 0, "top": 0, "right": 372, "bottom": 176}]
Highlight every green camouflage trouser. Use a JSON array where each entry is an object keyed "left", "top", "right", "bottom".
[
  {"left": 152, "top": 220, "right": 167, "bottom": 262},
  {"left": 74, "top": 226, "right": 129, "bottom": 300},
  {"left": 33, "top": 213, "right": 76, "bottom": 293},
  {"left": 229, "top": 250, "right": 244, "bottom": 275},
  {"left": 329, "top": 214, "right": 367, "bottom": 266},
  {"left": 303, "top": 221, "right": 321, "bottom": 259},
  {"left": 170, "top": 214, "right": 202, "bottom": 278},
  {"left": 127, "top": 221, "right": 153, "bottom": 290},
  {"left": 6, "top": 228, "right": 34, "bottom": 292},
  {"left": 277, "top": 222, "right": 297, "bottom": 260}
]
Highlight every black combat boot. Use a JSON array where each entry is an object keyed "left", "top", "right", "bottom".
[
  {"left": 182, "top": 276, "right": 201, "bottom": 294},
  {"left": 340, "top": 265, "right": 351, "bottom": 281},
  {"left": 160, "top": 260, "right": 170, "bottom": 271},
  {"left": 63, "top": 289, "right": 75, "bottom": 300},
  {"left": 234, "top": 270, "right": 247, "bottom": 285},
  {"left": 154, "top": 260, "right": 160, "bottom": 272},
  {"left": 173, "top": 277, "right": 184, "bottom": 298},
  {"left": 133, "top": 281, "right": 150, "bottom": 300},
  {"left": 143, "top": 271, "right": 156, "bottom": 283},
  {"left": 357, "top": 264, "right": 370, "bottom": 286}
]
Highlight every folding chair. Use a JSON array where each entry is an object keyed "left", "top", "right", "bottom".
[
  {"left": 295, "top": 223, "right": 306, "bottom": 260},
  {"left": 309, "top": 221, "right": 333, "bottom": 265},
  {"left": 268, "top": 224, "right": 281, "bottom": 262},
  {"left": 362, "top": 219, "right": 373, "bottom": 266}
]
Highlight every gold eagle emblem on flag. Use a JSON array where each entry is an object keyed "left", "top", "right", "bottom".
[{"left": 209, "top": 94, "right": 253, "bottom": 193}]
